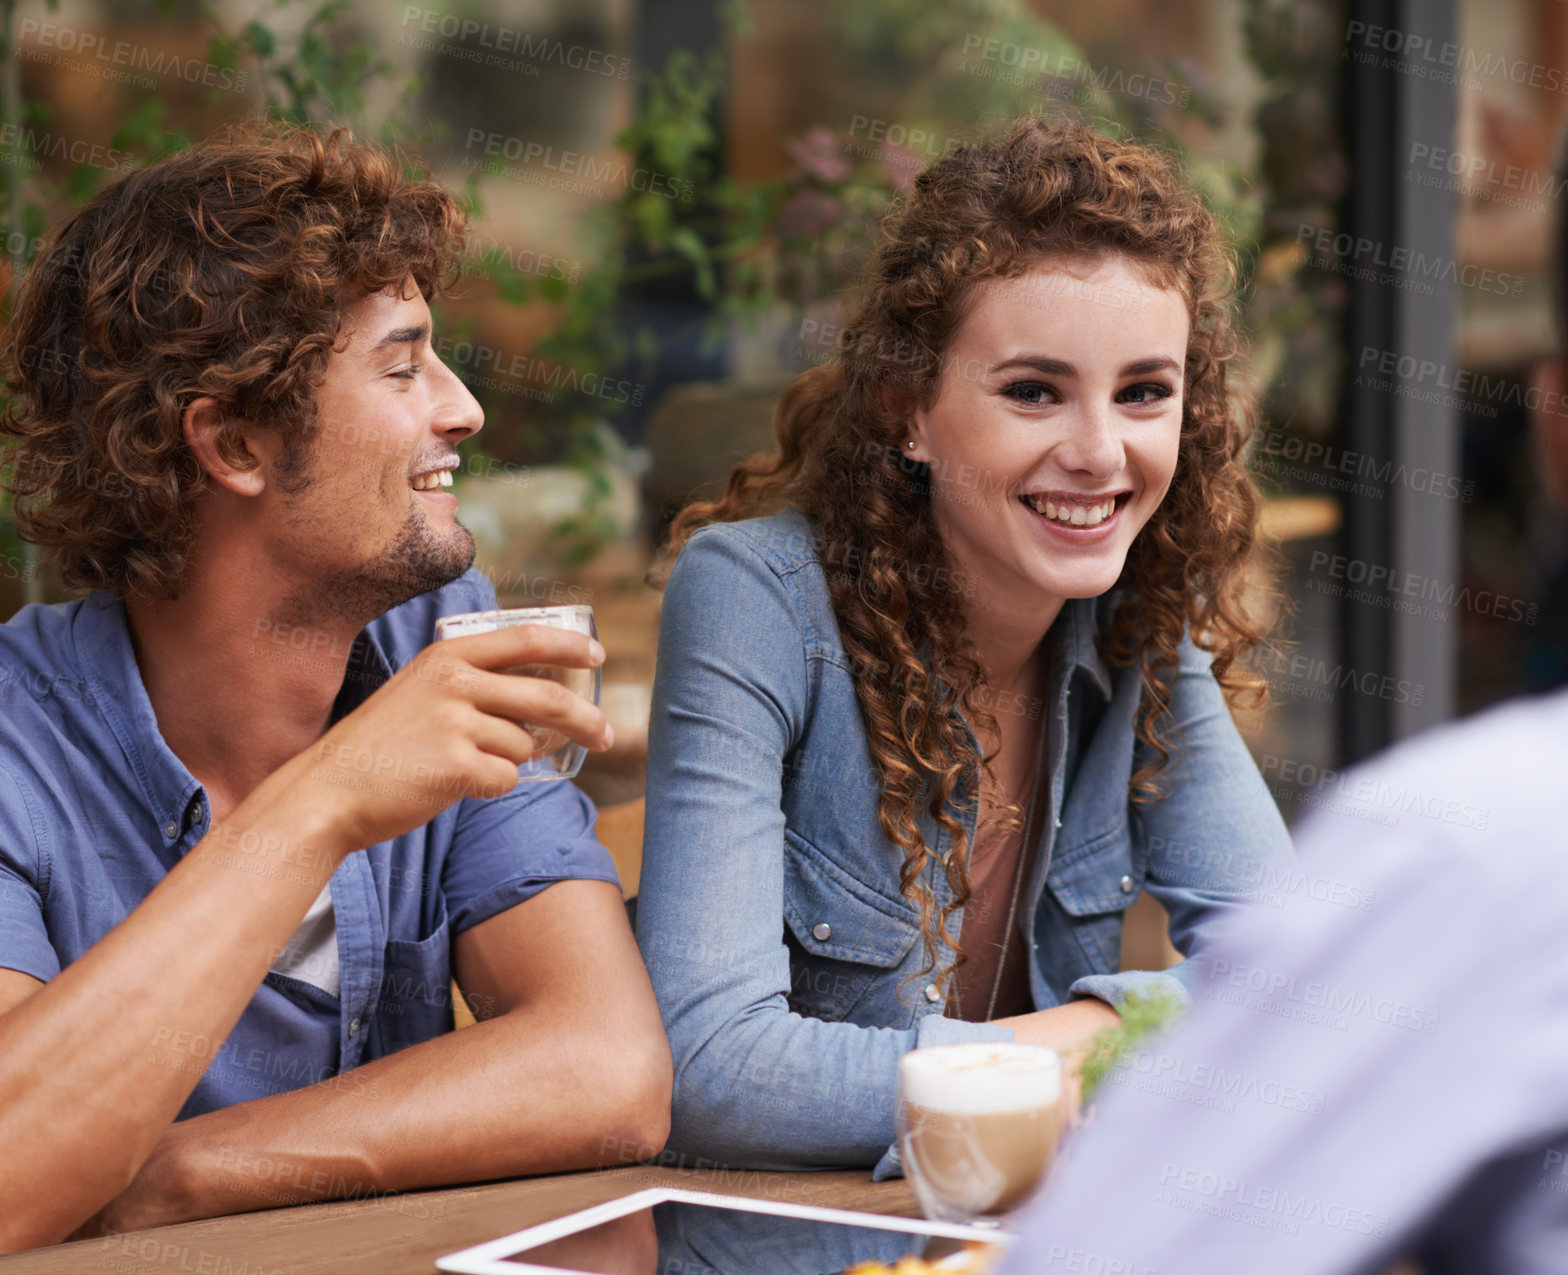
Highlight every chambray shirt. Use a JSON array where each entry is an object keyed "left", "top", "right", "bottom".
[
  {"left": 635, "top": 511, "right": 1294, "bottom": 1177},
  {"left": 0, "top": 569, "right": 618, "bottom": 1119},
  {"left": 1002, "top": 686, "right": 1568, "bottom": 1274}
]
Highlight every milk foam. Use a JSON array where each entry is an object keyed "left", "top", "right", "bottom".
[{"left": 899, "top": 1043, "right": 1062, "bottom": 1113}]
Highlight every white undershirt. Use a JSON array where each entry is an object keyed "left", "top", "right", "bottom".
[{"left": 270, "top": 883, "right": 341, "bottom": 999}]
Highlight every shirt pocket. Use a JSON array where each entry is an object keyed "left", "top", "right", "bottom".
[
  {"left": 1046, "top": 819, "right": 1138, "bottom": 972},
  {"left": 782, "top": 827, "right": 918, "bottom": 1023},
  {"left": 373, "top": 898, "right": 455, "bottom": 1056}
]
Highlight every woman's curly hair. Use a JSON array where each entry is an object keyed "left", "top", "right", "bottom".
[
  {"left": 658, "top": 118, "right": 1271, "bottom": 991},
  {"left": 1, "top": 123, "right": 467, "bottom": 600}
]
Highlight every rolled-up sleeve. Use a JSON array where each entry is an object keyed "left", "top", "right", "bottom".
[
  {"left": 443, "top": 773, "right": 620, "bottom": 935},
  {"left": 1071, "top": 631, "right": 1295, "bottom": 1009},
  {"left": 637, "top": 527, "right": 1011, "bottom": 1175},
  {"left": 0, "top": 763, "right": 58, "bottom": 982}
]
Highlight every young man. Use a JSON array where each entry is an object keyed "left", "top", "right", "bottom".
[{"left": 0, "top": 128, "right": 670, "bottom": 1251}]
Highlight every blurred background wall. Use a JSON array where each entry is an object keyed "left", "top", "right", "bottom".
[{"left": 3, "top": 0, "right": 1565, "bottom": 839}]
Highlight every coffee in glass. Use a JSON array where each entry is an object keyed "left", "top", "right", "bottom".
[
  {"left": 897, "top": 1042, "right": 1063, "bottom": 1224},
  {"left": 433, "top": 605, "right": 601, "bottom": 782}
]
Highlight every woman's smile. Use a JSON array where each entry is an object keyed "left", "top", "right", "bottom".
[{"left": 908, "top": 255, "right": 1189, "bottom": 626}]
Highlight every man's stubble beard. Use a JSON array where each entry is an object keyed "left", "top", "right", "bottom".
[
  {"left": 302, "top": 506, "right": 477, "bottom": 626},
  {"left": 276, "top": 460, "right": 478, "bottom": 628}
]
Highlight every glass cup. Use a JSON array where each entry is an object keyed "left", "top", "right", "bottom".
[
  {"left": 434, "top": 604, "right": 602, "bottom": 783},
  {"left": 897, "top": 1042, "right": 1063, "bottom": 1224}
]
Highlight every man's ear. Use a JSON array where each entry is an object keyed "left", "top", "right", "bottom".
[
  {"left": 182, "top": 397, "right": 267, "bottom": 497},
  {"left": 1529, "top": 357, "right": 1568, "bottom": 508}
]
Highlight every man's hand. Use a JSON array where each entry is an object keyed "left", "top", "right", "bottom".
[{"left": 295, "top": 623, "right": 612, "bottom": 851}]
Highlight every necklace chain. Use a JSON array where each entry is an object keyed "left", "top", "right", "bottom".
[
  {"left": 982, "top": 754, "right": 1041, "bottom": 1022},
  {"left": 957, "top": 703, "right": 1049, "bottom": 1023}
]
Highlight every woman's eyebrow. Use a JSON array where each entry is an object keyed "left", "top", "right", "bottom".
[
  {"left": 988, "top": 355, "right": 1075, "bottom": 376},
  {"left": 1121, "top": 356, "right": 1182, "bottom": 376},
  {"left": 986, "top": 354, "right": 1182, "bottom": 377}
]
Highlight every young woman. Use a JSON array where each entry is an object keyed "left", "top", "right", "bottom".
[{"left": 634, "top": 119, "right": 1293, "bottom": 1177}]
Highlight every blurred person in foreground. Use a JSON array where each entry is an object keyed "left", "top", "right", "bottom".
[
  {"left": 999, "top": 150, "right": 1568, "bottom": 1275},
  {"left": 0, "top": 126, "right": 670, "bottom": 1251},
  {"left": 636, "top": 118, "right": 1294, "bottom": 1178}
]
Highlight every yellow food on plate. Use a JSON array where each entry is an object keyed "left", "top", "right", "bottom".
[{"left": 844, "top": 1242, "right": 1001, "bottom": 1275}]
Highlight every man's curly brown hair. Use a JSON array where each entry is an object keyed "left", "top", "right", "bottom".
[
  {"left": 660, "top": 118, "right": 1272, "bottom": 992},
  {"left": 0, "top": 124, "right": 467, "bottom": 600}
]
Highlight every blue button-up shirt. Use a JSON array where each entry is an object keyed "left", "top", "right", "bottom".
[
  {"left": 0, "top": 569, "right": 618, "bottom": 1118},
  {"left": 635, "top": 510, "right": 1294, "bottom": 1177}
]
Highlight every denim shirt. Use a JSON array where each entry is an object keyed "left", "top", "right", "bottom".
[
  {"left": 635, "top": 510, "right": 1293, "bottom": 1177},
  {"left": 0, "top": 570, "right": 619, "bottom": 1118}
]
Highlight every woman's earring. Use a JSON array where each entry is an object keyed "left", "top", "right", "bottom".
[{"left": 906, "top": 440, "right": 916, "bottom": 450}]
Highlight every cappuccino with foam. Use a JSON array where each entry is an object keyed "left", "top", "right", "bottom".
[{"left": 898, "top": 1042, "right": 1063, "bottom": 1222}]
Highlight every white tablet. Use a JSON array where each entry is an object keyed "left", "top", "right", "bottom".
[{"left": 435, "top": 1186, "right": 1014, "bottom": 1275}]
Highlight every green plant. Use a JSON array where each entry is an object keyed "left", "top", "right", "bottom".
[{"left": 1078, "top": 988, "right": 1185, "bottom": 1105}]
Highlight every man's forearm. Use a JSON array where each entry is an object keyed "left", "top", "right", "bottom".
[
  {"left": 125, "top": 997, "right": 669, "bottom": 1226},
  {"left": 0, "top": 764, "right": 355, "bottom": 1252}
]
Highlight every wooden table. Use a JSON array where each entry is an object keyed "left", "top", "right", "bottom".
[{"left": 0, "top": 1167, "right": 918, "bottom": 1275}]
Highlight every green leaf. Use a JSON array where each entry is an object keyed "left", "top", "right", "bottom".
[
  {"left": 63, "top": 163, "right": 103, "bottom": 205},
  {"left": 1079, "top": 990, "right": 1185, "bottom": 1105},
  {"left": 242, "top": 20, "right": 277, "bottom": 59}
]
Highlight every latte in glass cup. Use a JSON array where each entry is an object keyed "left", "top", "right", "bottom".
[{"left": 897, "top": 1042, "right": 1063, "bottom": 1224}]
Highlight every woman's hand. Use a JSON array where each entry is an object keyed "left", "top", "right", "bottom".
[
  {"left": 995, "top": 998, "right": 1121, "bottom": 1123},
  {"left": 997, "top": 997, "right": 1120, "bottom": 1053}
]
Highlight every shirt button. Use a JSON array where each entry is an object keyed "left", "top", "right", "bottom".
[
  {"left": 812, "top": 922, "right": 832, "bottom": 942},
  {"left": 1119, "top": 875, "right": 1135, "bottom": 894},
  {"left": 924, "top": 984, "right": 942, "bottom": 1003},
  {"left": 162, "top": 820, "right": 179, "bottom": 839},
  {"left": 348, "top": 1017, "right": 361, "bottom": 1038}
]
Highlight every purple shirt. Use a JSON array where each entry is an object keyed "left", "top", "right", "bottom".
[{"left": 1002, "top": 686, "right": 1568, "bottom": 1274}]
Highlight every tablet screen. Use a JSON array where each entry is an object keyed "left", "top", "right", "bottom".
[{"left": 496, "top": 1199, "right": 1000, "bottom": 1274}]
